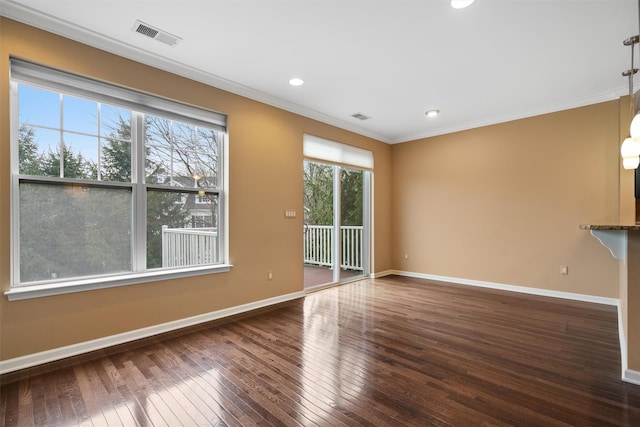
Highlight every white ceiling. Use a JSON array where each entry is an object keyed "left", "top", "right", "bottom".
[{"left": 1, "top": 0, "right": 638, "bottom": 144}]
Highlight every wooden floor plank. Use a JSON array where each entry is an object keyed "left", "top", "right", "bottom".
[
  {"left": 2, "top": 275, "right": 640, "bottom": 426},
  {"left": 215, "top": 325, "right": 368, "bottom": 426},
  {"left": 221, "top": 322, "right": 406, "bottom": 425},
  {"left": 72, "top": 364, "right": 111, "bottom": 426},
  {"left": 41, "top": 371, "right": 63, "bottom": 426},
  {"left": 169, "top": 341, "right": 271, "bottom": 426},
  {"left": 78, "top": 362, "right": 125, "bottom": 426},
  {"left": 142, "top": 344, "right": 237, "bottom": 426},
  {"left": 99, "top": 356, "right": 153, "bottom": 426},
  {"left": 2, "top": 374, "right": 20, "bottom": 426}
]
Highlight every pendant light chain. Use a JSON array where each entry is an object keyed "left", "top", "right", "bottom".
[{"left": 630, "top": 41, "right": 636, "bottom": 122}]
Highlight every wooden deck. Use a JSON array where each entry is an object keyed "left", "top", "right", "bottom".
[
  {"left": 2, "top": 275, "right": 640, "bottom": 426},
  {"left": 303, "top": 264, "right": 363, "bottom": 289}
]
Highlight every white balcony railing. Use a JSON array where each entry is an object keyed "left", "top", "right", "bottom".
[
  {"left": 304, "top": 225, "right": 364, "bottom": 271},
  {"left": 162, "top": 226, "right": 218, "bottom": 267},
  {"left": 161, "top": 224, "right": 363, "bottom": 271}
]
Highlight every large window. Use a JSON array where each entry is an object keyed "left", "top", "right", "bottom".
[{"left": 8, "top": 60, "right": 228, "bottom": 299}]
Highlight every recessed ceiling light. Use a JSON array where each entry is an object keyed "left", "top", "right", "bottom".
[
  {"left": 289, "top": 78, "right": 304, "bottom": 86},
  {"left": 425, "top": 110, "right": 440, "bottom": 118},
  {"left": 451, "top": 0, "right": 476, "bottom": 9}
]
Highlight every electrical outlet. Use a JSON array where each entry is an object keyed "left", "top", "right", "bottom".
[
  {"left": 268, "top": 271, "right": 273, "bottom": 280},
  {"left": 560, "top": 266, "right": 568, "bottom": 275},
  {"left": 404, "top": 253, "right": 409, "bottom": 260}
]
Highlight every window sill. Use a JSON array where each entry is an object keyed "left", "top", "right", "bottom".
[{"left": 4, "top": 264, "right": 233, "bottom": 301}]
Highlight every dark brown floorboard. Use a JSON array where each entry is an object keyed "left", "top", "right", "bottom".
[{"left": 2, "top": 275, "right": 640, "bottom": 426}]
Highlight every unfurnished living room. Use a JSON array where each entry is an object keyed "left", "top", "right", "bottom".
[{"left": 1, "top": 0, "right": 640, "bottom": 425}]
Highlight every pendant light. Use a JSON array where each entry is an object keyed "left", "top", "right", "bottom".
[
  {"left": 621, "top": 35, "right": 640, "bottom": 169},
  {"left": 632, "top": 110, "right": 640, "bottom": 138},
  {"left": 621, "top": 1, "right": 640, "bottom": 169}
]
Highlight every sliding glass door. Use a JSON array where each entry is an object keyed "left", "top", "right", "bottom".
[
  {"left": 303, "top": 161, "right": 370, "bottom": 290},
  {"left": 339, "top": 167, "right": 368, "bottom": 282}
]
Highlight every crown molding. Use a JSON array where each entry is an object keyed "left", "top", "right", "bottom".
[{"left": 390, "top": 84, "right": 636, "bottom": 144}]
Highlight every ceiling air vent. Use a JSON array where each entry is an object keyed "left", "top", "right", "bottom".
[
  {"left": 132, "top": 20, "right": 181, "bottom": 46},
  {"left": 351, "top": 113, "right": 371, "bottom": 121}
]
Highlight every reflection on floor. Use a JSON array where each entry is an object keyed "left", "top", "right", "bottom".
[{"left": 303, "top": 264, "right": 362, "bottom": 289}]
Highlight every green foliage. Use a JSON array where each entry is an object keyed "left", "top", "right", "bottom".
[
  {"left": 39, "top": 145, "right": 97, "bottom": 179},
  {"left": 18, "top": 125, "right": 41, "bottom": 175},
  {"left": 18, "top": 124, "right": 97, "bottom": 179},
  {"left": 303, "top": 162, "right": 334, "bottom": 225},
  {"left": 341, "top": 168, "right": 363, "bottom": 226},
  {"left": 101, "top": 116, "right": 131, "bottom": 182},
  {"left": 303, "top": 162, "right": 363, "bottom": 226}
]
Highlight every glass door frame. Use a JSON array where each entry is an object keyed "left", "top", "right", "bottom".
[
  {"left": 304, "top": 160, "right": 371, "bottom": 288},
  {"left": 334, "top": 165, "right": 370, "bottom": 284}
]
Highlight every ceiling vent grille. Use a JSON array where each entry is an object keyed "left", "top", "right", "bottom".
[
  {"left": 132, "top": 20, "right": 181, "bottom": 46},
  {"left": 351, "top": 113, "right": 371, "bottom": 121}
]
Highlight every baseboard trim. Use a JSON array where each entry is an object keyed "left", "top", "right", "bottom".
[
  {"left": 389, "top": 270, "right": 619, "bottom": 306},
  {"left": 370, "top": 270, "right": 394, "bottom": 279},
  {"left": 0, "top": 291, "right": 305, "bottom": 375},
  {"left": 623, "top": 369, "right": 640, "bottom": 385}
]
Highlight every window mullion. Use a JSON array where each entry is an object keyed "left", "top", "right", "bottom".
[
  {"left": 333, "top": 165, "right": 341, "bottom": 284},
  {"left": 132, "top": 112, "right": 147, "bottom": 272},
  {"left": 59, "top": 93, "right": 64, "bottom": 178},
  {"left": 10, "top": 81, "right": 21, "bottom": 286},
  {"left": 97, "top": 103, "right": 102, "bottom": 181},
  {"left": 220, "top": 132, "right": 228, "bottom": 263}
]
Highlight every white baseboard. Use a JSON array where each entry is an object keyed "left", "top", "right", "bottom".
[
  {"left": 623, "top": 369, "right": 640, "bottom": 385},
  {"left": 617, "top": 300, "right": 629, "bottom": 380},
  {"left": 389, "top": 270, "right": 619, "bottom": 306},
  {"left": 0, "top": 291, "right": 305, "bottom": 375},
  {"left": 370, "top": 270, "right": 394, "bottom": 279}
]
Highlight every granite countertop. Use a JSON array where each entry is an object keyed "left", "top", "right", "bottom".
[{"left": 580, "top": 221, "right": 640, "bottom": 231}]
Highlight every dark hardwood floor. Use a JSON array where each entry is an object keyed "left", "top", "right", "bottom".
[{"left": 2, "top": 275, "right": 640, "bottom": 426}]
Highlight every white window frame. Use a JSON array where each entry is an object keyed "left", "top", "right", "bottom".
[{"left": 6, "top": 59, "right": 230, "bottom": 301}]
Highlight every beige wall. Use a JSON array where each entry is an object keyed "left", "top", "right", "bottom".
[
  {"left": 0, "top": 18, "right": 392, "bottom": 360},
  {"left": 390, "top": 102, "right": 621, "bottom": 298}
]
